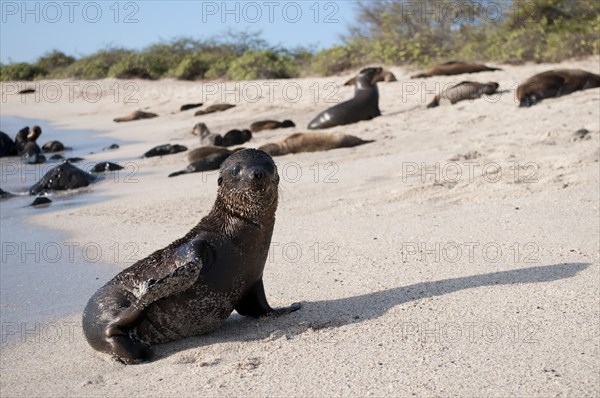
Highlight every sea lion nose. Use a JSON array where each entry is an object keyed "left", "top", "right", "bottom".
[{"left": 252, "top": 170, "right": 264, "bottom": 180}]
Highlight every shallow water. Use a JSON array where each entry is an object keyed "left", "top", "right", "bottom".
[{"left": 0, "top": 116, "right": 124, "bottom": 343}]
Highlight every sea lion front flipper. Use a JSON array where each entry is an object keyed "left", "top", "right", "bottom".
[
  {"left": 136, "top": 257, "right": 204, "bottom": 308},
  {"left": 235, "top": 278, "right": 301, "bottom": 317}
]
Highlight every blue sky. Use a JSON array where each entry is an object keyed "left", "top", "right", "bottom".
[{"left": 0, "top": 1, "right": 359, "bottom": 64}]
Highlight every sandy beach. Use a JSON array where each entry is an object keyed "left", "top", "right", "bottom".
[{"left": 0, "top": 57, "right": 598, "bottom": 397}]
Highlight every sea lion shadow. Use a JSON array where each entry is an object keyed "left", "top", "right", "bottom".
[{"left": 154, "top": 262, "right": 588, "bottom": 360}]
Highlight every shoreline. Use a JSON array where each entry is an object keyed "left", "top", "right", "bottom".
[{"left": 1, "top": 57, "right": 599, "bottom": 396}]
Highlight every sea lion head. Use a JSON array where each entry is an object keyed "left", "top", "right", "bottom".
[
  {"left": 28, "top": 126, "right": 42, "bottom": 141},
  {"left": 356, "top": 67, "right": 384, "bottom": 89},
  {"left": 217, "top": 149, "right": 279, "bottom": 218},
  {"left": 484, "top": 82, "right": 500, "bottom": 94}
]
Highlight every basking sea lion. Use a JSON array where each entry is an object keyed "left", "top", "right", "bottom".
[
  {"left": 168, "top": 152, "right": 233, "bottom": 178},
  {"left": 15, "top": 126, "right": 45, "bottom": 164},
  {"left": 517, "top": 69, "right": 600, "bottom": 107},
  {"left": 259, "top": 132, "right": 373, "bottom": 156},
  {"left": 191, "top": 123, "right": 221, "bottom": 146},
  {"left": 29, "top": 162, "right": 96, "bottom": 195},
  {"left": 83, "top": 149, "right": 300, "bottom": 364},
  {"left": 194, "top": 103, "right": 236, "bottom": 116},
  {"left": 250, "top": 120, "right": 296, "bottom": 133},
  {"left": 411, "top": 61, "right": 502, "bottom": 79},
  {"left": 143, "top": 144, "right": 188, "bottom": 158},
  {"left": 343, "top": 68, "right": 397, "bottom": 86},
  {"left": 180, "top": 103, "right": 203, "bottom": 112},
  {"left": 91, "top": 162, "right": 124, "bottom": 173},
  {"left": 308, "top": 67, "right": 382, "bottom": 130},
  {"left": 215, "top": 129, "right": 252, "bottom": 147},
  {"left": 0, "top": 132, "right": 17, "bottom": 157},
  {"left": 42, "top": 140, "right": 69, "bottom": 152},
  {"left": 427, "top": 81, "right": 500, "bottom": 108},
  {"left": 113, "top": 110, "right": 158, "bottom": 123},
  {"left": 187, "top": 146, "right": 237, "bottom": 163}
]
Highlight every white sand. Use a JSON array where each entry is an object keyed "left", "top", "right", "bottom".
[{"left": 0, "top": 57, "right": 598, "bottom": 397}]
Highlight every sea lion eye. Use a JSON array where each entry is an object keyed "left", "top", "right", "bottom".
[{"left": 231, "top": 164, "right": 241, "bottom": 176}]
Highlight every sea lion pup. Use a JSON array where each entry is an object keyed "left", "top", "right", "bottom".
[
  {"left": 308, "top": 67, "right": 382, "bottom": 130},
  {"left": 29, "top": 162, "right": 96, "bottom": 195},
  {"left": 517, "top": 69, "right": 600, "bottom": 107},
  {"left": 250, "top": 120, "right": 295, "bottom": 133},
  {"left": 259, "top": 132, "right": 373, "bottom": 156},
  {"left": 83, "top": 149, "right": 300, "bottom": 364},
  {"left": 427, "top": 81, "right": 500, "bottom": 108},
  {"left": 343, "top": 68, "right": 397, "bottom": 86},
  {"left": 0, "top": 132, "right": 17, "bottom": 157},
  {"left": 113, "top": 110, "right": 158, "bottom": 123},
  {"left": 180, "top": 103, "right": 203, "bottom": 112},
  {"left": 194, "top": 103, "right": 236, "bottom": 116},
  {"left": 187, "top": 146, "right": 237, "bottom": 163},
  {"left": 15, "top": 126, "right": 45, "bottom": 164},
  {"left": 215, "top": 129, "right": 252, "bottom": 147},
  {"left": 168, "top": 152, "right": 233, "bottom": 177},
  {"left": 143, "top": 144, "right": 188, "bottom": 158},
  {"left": 411, "top": 61, "right": 502, "bottom": 79}
]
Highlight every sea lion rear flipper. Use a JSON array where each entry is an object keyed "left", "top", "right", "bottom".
[{"left": 235, "top": 278, "right": 301, "bottom": 318}]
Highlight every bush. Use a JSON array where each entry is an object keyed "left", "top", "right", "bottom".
[
  {"left": 226, "top": 50, "right": 295, "bottom": 80},
  {"left": 61, "top": 49, "right": 133, "bottom": 79},
  {"left": 0, "top": 63, "right": 46, "bottom": 81},
  {"left": 310, "top": 46, "right": 356, "bottom": 76},
  {"left": 35, "top": 50, "right": 75, "bottom": 76}
]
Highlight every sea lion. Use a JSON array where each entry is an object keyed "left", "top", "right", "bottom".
[
  {"left": 29, "top": 162, "right": 96, "bottom": 195},
  {"left": 180, "top": 103, "right": 203, "bottom": 112},
  {"left": 343, "top": 68, "right": 397, "bottom": 86},
  {"left": 187, "top": 146, "right": 237, "bottom": 163},
  {"left": 308, "top": 67, "right": 382, "bottom": 130},
  {"left": 42, "top": 140, "right": 69, "bottom": 152},
  {"left": 0, "top": 132, "right": 17, "bottom": 157},
  {"left": 82, "top": 148, "right": 300, "bottom": 364},
  {"left": 215, "top": 129, "right": 252, "bottom": 147},
  {"left": 15, "top": 126, "right": 45, "bottom": 164},
  {"left": 113, "top": 110, "right": 158, "bottom": 123},
  {"left": 259, "top": 132, "right": 373, "bottom": 156},
  {"left": 192, "top": 123, "right": 220, "bottom": 146},
  {"left": 194, "top": 103, "right": 236, "bottom": 116},
  {"left": 427, "top": 81, "right": 500, "bottom": 108},
  {"left": 143, "top": 144, "right": 187, "bottom": 158},
  {"left": 411, "top": 61, "right": 502, "bottom": 79},
  {"left": 91, "top": 162, "right": 124, "bottom": 173},
  {"left": 516, "top": 69, "right": 600, "bottom": 107},
  {"left": 250, "top": 120, "right": 295, "bottom": 133},
  {"left": 168, "top": 152, "right": 233, "bottom": 178}
]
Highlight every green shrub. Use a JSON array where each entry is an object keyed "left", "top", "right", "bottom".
[
  {"left": 61, "top": 49, "right": 133, "bottom": 79},
  {"left": 0, "top": 63, "right": 46, "bottom": 81},
  {"left": 226, "top": 50, "right": 295, "bottom": 80},
  {"left": 35, "top": 50, "right": 75, "bottom": 76},
  {"left": 310, "top": 46, "right": 355, "bottom": 76}
]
